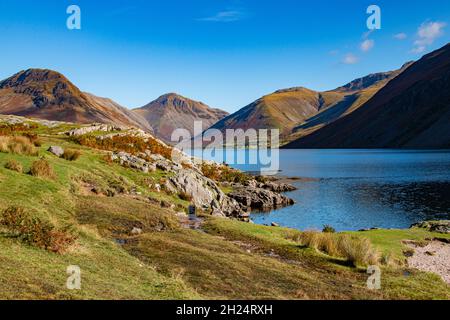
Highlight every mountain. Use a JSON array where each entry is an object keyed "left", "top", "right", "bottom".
[
  {"left": 209, "top": 87, "right": 338, "bottom": 137},
  {"left": 284, "top": 44, "right": 450, "bottom": 149},
  {"left": 208, "top": 64, "right": 410, "bottom": 142},
  {"left": 288, "top": 62, "right": 414, "bottom": 141},
  {"left": 134, "top": 93, "right": 228, "bottom": 143},
  {"left": 0, "top": 69, "right": 152, "bottom": 131}
]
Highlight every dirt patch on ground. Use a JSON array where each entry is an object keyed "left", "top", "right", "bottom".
[{"left": 406, "top": 240, "right": 450, "bottom": 285}]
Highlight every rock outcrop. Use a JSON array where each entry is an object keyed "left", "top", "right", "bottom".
[
  {"left": 66, "top": 123, "right": 127, "bottom": 136},
  {"left": 164, "top": 169, "right": 244, "bottom": 219},
  {"left": 48, "top": 146, "right": 64, "bottom": 157},
  {"left": 110, "top": 152, "right": 156, "bottom": 173},
  {"left": 242, "top": 179, "right": 297, "bottom": 192},
  {"left": 229, "top": 187, "right": 295, "bottom": 211}
]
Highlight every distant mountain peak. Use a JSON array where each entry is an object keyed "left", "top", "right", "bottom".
[
  {"left": 335, "top": 71, "right": 394, "bottom": 93},
  {"left": 0, "top": 69, "right": 152, "bottom": 131},
  {"left": 152, "top": 93, "right": 209, "bottom": 108},
  {"left": 0, "top": 68, "right": 75, "bottom": 90},
  {"left": 400, "top": 61, "right": 415, "bottom": 70},
  {"left": 0, "top": 68, "right": 68, "bottom": 85},
  {"left": 335, "top": 62, "right": 415, "bottom": 93},
  {"left": 0, "top": 68, "right": 83, "bottom": 109},
  {"left": 134, "top": 93, "right": 228, "bottom": 143},
  {"left": 273, "top": 87, "right": 315, "bottom": 94}
]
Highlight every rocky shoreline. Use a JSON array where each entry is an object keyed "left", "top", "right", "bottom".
[
  {"left": 227, "top": 179, "right": 296, "bottom": 212},
  {"left": 63, "top": 123, "right": 298, "bottom": 221}
]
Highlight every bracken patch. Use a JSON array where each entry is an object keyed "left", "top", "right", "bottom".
[{"left": 0, "top": 206, "right": 76, "bottom": 254}]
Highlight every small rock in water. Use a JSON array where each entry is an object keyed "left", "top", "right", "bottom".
[{"left": 271, "top": 222, "right": 280, "bottom": 227}]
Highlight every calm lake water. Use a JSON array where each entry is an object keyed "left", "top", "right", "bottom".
[{"left": 193, "top": 149, "right": 450, "bottom": 231}]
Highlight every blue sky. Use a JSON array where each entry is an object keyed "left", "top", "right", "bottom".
[{"left": 0, "top": 0, "right": 449, "bottom": 112}]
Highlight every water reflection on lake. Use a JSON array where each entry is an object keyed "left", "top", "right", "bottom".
[{"left": 195, "top": 149, "right": 450, "bottom": 231}]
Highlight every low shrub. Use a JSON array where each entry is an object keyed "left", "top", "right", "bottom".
[
  {"left": 29, "top": 158, "right": 56, "bottom": 179},
  {"left": 4, "top": 159, "right": 23, "bottom": 173},
  {"left": 0, "top": 123, "right": 38, "bottom": 136},
  {"left": 72, "top": 134, "right": 173, "bottom": 160},
  {"left": 0, "top": 206, "right": 76, "bottom": 253},
  {"left": 201, "top": 163, "right": 252, "bottom": 184},
  {"left": 61, "top": 149, "right": 82, "bottom": 161},
  {"left": 102, "top": 154, "right": 114, "bottom": 165},
  {"left": 33, "top": 139, "right": 42, "bottom": 147},
  {"left": 322, "top": 225, "right": 336, "bottom": 233},
  {"left": 0, "top": 136, "right": 38, "bottom": 156}
]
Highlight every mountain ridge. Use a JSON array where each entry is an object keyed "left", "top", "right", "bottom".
[
  {"left": 284, "top": 43, "right": 450, "bottom": 149},
  {"left": 0, "top": 68, "right": 153, "bottom": 132},
  {"left": 208, "top": 62, "right": 411, "bottom": 142}
]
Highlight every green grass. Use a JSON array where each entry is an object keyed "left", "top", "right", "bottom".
[
  {"left": 0, "top": 234, "right": 195, "bottom": 299},
  {"left": 347, "top": 228, "right": 450, "bottom": 264},
  {"left": 203, "top": 217, "right": 450, "bottom": 300},
  {"left": 0, "top": 135, "right": 198, "bottom": 299}
]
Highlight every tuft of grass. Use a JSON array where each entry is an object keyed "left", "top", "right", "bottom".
[
  {"left": 0, "top": 136, "right": 38, "bottom": 156},
  {"left": 29, "top": 158, "right": 56, "bottom": 179},
  {"left": 23, "top": 132, "right": 42, "bottom": 147},
  {"left": 294, "top": 231, "right": 379, "bottom": 267},
  {"left": 337, "top": 234, "right": 380, "bottom": 267},
  {"left": 0, "top": 207, "right": 76, "bottom": 254},
  {"left": 4, "top": 159, "right": 23, "bottom": 173},
  {"left": 61, "top": 149, "right": 81, "bottom": 161}
]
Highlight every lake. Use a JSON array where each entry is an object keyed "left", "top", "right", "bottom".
[{"left": 193, "top": 149, "right": 450, "bottom": 231}]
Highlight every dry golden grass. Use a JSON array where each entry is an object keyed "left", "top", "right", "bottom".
[
  {"left": 294, "top": 231, "right": 380, "bottom": 267},
  {"left": 29, "top": 159, "right": 56, "bottom": 179},
  {"left": 61, "top": 149, "right": 81, "bottom": 161},
  {"left": 0, "top": 136, "right": 38, "bottom": 156},
  {"left": 337, "top": 234, "right": 380, "bottom": 267},
  {"left": 4, "top": 159, "right": 23, "bottom": 173},
  {"left": 73, "top": 134, "right": 173, "bottom": 160}
]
